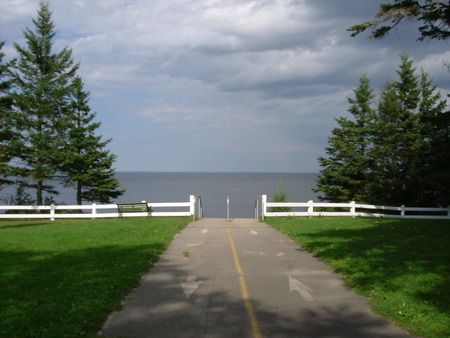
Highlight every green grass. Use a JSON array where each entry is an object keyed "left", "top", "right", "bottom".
[
  {"left": 0, "top": 217, "right": 190, "bottom": 337},
  {"left": 265, "top": 217, "right": 450, "bottom": 337}
]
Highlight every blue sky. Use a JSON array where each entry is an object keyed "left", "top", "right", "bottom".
[{"left": 1, "top": 0, "right": 449, "bottom": 172}]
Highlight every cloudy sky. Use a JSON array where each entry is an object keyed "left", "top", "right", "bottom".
[{"left": 1, "top": 0, "right": 449, "bottom": 172}]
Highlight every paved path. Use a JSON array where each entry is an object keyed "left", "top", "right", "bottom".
[{"left": 99, "top": 218, "right": 411, "bottom": 337}]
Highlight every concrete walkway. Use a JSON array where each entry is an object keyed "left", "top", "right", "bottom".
[{"left": 99, "top": 218, "right": 412, "bottom": 338}]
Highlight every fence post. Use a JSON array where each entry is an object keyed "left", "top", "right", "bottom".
[
  {"left": 189, "top": 195, "right": 195, "bottom": 219},
  {"left": 196, "top": 196, "right": 203, "bottom": 220},
  {"left": 50, "top": 204, "right": 55, "bottom": 221},
  {"left": 350, "top": 201, "right": 356, "bottom": 217},
  {"left": 261, "top": 195, "right": 267, "bottom": 221},
  {"left": 308, "top": 200, "right": 314, "bottom": 216},
  {"left": 227, "top": 195, "right": 230, "bottom": 222},
  {"left": 401, "top": 205, "right": 405, "bottom": 217},
  {"left": 92, "top": 203, "right": 97, "bottom": 219},
  {"left": 192, "top": 196, "right": 196, "bottom": 221}
]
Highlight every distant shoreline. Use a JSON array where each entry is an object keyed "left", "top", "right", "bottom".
[{"left": 115, "top": 171, "right": 319, "bottom": 174}]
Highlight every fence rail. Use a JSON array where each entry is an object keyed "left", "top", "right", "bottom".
[
  {"left": 258, "top": 195, "right": 450, "bottom": 220},
  {"left": 0, "top": 195, "right": 199, "bottom": 221}
]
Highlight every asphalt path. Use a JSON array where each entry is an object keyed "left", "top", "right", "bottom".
[{"left": 99, "top": 218, "right": 412, "bottom": 337}]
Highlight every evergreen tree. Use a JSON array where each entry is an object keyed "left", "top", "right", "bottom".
[
  {"left": 368, "top": 54, "right": 447, "bottom": 206},
  {"left": 416, "top": 70, "right": 449, "bottom": 206},
  {"left": 7, "top": 1, "right": 78, "bottom": 204},
  {"left": 369, "top": 53, "right": 424, "bottom": 205},
  {"left": 317, "top": 54, "right": 448, "bottom": 207},
  {"left": 61, "top": 76, "right": 124, "bottom": 204},
  {"left": 315, "top": 74, "right": 375, "bottom": 202},
  {"left": 348, "top": 0, "right": 450, "bottom": 41},
  {"left": 368, "top": 81, "right": 405, "bottom": 204},
  {"left": 271, "top": 180, "right": 291, "bottom": 212}
]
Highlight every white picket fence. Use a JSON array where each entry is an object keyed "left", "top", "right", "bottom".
[
  {"left": 257, "top": 195, "right": 450, "bottom": 220},
  {"left": 0, "top": 195, "right": 201, "bottom": 221}
]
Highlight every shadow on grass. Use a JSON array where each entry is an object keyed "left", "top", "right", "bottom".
[
  {"left": 0, "top": 244, "right": 408, "bottom": 338},
  {"left": 282, "top": 218, "right": 450, "bottom": 333},
  {"left": 0, "top": 244, "right": 167, "bottom": 337},
  {"left": 0, "top": 220, "right": 54, "bottom": 230}
]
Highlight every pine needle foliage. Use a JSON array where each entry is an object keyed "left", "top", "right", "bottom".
[
  {"left": 271, "top": 180, "right": 292, "bottom": 212},
  {"left": 7, "top": 1, "right": 79, "bottom": 205},
  {"left": 315, "top": 53, "right": 449, "bottom": 207}
]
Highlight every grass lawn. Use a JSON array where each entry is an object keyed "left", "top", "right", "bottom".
[
  {"left": 0, "top": 217, "right": 190, "bottom": 337},
  {"left": 265, "top": 217, "right": 450, "bottom": 337}
]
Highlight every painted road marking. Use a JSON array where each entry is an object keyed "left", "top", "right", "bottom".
[
  {"left": 227, "top": 228, "right": 263, "bottom": 338},
  {"left": 250, "top": 230, "right": 258, "bottom": 235},
  {"left": 180, "top": 275, "right": 202, "bottom": 299},
  {"left": 201, "top": 229, "right": 208, "bottom": 234},
  {"left": 289, "top": 276, "right": 314, "bottom": 301},
  {"left": 186, "top": 243, "right": 202, "bottom": 247}
]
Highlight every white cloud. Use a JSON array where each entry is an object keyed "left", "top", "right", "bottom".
[{"left": 1, "top": 0, "right": 448, "bottom": 172}]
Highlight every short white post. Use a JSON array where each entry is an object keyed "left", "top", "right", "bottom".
[
  {"left": 50, "top": 204, "right": 55, "bottom": 221},
  {"left": 196, "top": 196, "right": 202, "bottom": 220},
  {"left": 401, "top": 205, "right": 405, "bottom": 217},
  {"left": 261, "top": 195, "right": 267, "bottom": 221},
  {"left": 192, "top": 196, "right": 196, "bottom": 221},
  {"left": 308, "top": 200, "right": 314, "bottom": 216},
  {"left": 189, "top": 195, "right": 195, "bottom": 218},
  {"left": 92, "top": 203, "right": 97, "bottom": 219},
  {"left": 227, "top": 195, "right": 230, "bottom": 222},
  {"left": 350, "top": 201, "right": 356, "bottom": 217}
]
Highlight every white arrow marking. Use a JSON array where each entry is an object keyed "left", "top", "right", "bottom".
[
  {"left": 201, "top": 229, "right": 208, "bottom": 234},
  {"left": 289, "top": 276, "right": 314, "bottom": 301},
  {"left": 180, "top": 275, "right": 202, "bottom": 299},
  {"left": 250, "top": 230, "right": 258, "bottom": 235}
]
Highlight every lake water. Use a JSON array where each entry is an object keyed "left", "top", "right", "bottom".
[{"left": 1, "top": 172, "right": 319, "bottom": 218}]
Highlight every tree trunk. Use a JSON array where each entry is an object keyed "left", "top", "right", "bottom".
[
  {"left": 36, "top": 180, "right": 43, "bottom": 206},
  {"left": 77, "top": 180, "right": 82, "bottom": 205}
]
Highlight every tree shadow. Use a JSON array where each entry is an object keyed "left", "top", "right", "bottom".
[
  {"left": 0, "top": 220, "right": 53, "bottom": 230},
  {"left": 0, "top": 244, "right": 168, "bottom": 337},
  {"left": 97, "top": 260, "right": 411, "bottom": 338},
  {"left": 286, "top": 219, "right": 450, "bottom": 325}
]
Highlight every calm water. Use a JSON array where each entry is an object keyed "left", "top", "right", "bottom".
[{"left": 1, "top": 172, "right": 319, "bottom": 218}]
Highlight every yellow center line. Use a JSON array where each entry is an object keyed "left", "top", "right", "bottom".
[{"left": 227, "top": 227, "right": 263, "bottom": 338}]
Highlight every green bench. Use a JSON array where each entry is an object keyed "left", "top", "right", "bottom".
[{"left": 117, "top": 202, "right": 151, "bottom": 214}]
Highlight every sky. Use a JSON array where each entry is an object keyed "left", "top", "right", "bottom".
[{"left": 1, "top": 0, "right": 449, "bottom": 173}]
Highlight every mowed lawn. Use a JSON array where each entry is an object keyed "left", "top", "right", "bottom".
[
  {"left": 0, "top": 217, "right": 190, "bottom": 337},
  {"left": 265, "top": 217, "right": 450, "bottom": 337}
]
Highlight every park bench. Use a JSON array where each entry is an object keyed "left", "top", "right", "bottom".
[{"left": 117, "top": 202, "right": 151, "bottom": 215}]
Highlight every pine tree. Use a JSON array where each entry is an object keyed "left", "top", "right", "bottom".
[
  {"left": 348, "top": 0, "right": 450, "bottom": 41},
  {"left": 368, "top": 81, "right": 405, "bottom": 204},
  {"left": 61, "top": 76, "right": 124, "bottom": 204},
  {"left": 7, "top": 1, "right": 78, "bottom": 204},
  {"left": 315, "top": 74, "right": 375, "bottom": 202},
  {"left": 368, "top": 53, "right": 446, "bottom": 206},
  {"left": 317, "top": 54, "right": 448, "bottom": 207},
  {"left": 416, "top": 70, "right": 449, "bottom": 206},
  {"left": 271, "top": 180, "right": 291, "bottom": 212}
]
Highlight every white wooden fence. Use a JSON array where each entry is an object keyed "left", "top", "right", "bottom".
[
  {"left": 257, "top": 195, "right": 450, "bottom": 220},
  {"left": 0, "top": 195, "right": 202, "bottom": 221}
]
